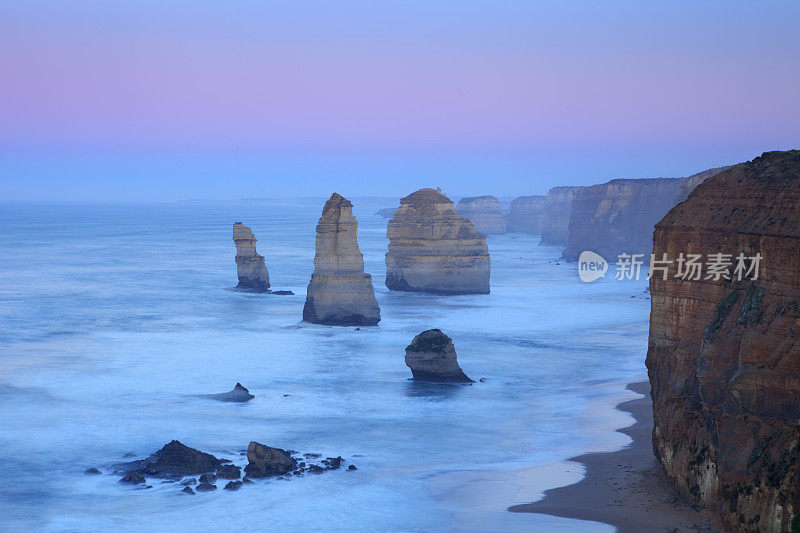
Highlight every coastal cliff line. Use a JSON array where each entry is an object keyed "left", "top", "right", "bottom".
[{"left": 646, "top": 150, "right": 800, "bottom": 532}]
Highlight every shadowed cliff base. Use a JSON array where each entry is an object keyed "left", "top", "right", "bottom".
[{"left": 508, "top": 382, "right": 722, "bottom": 533}]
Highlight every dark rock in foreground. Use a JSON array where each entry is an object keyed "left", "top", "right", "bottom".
[
  {"left": 120, "top": 472, "right": 145, "bottom": 485},
  {"left": 405, "top": 329, "right": 473, "bottom": 383},
  {"left": 200, "top": 383, "right": 254, "bottom": 403},
  {"left": 84, "top": 467, "right": 101, "bottom": 475},
  {"left": 118, "top": 440, "right": 221, "bottom": 478},
  {"left": 216, "top": 464, "right": 241, "bottom": 479},
  {"left": 181, "top": 486, "right": 195, "bottom": 495},
  {"left": 224, "top": 481, "right": 243, "bottom": 491},
  {"left": 195, "top": 483, "right": 216, "bottom": 492},
  {"left": 243, "top": 441, "right": 297, "bottom": 478}
]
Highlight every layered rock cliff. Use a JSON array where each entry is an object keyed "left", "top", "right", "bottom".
[
  {"left": 456, "top": 195, "right": 507, "bottom": 235},
  {"left": 674, "top": 166, "right": 732, "bottom": 205},
  {"left": 385, "top": 188, "right": 490, "bottom": 294},
  {"left": 507, "top": 195, "right": 547, "bottom": 233},
  {"left": 233, "top": 222, "right": 270, "bottom": 291},
  {"left": 303, "top": 193, "right": 381, "bottom": 326},
  {"left": 539, "top": 186, "right": 578, "bottom": 246},
  {"left": 646, "top": 150, "right": 800, "bottom": 532}
]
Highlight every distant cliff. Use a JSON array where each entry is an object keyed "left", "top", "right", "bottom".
[
  {"left": 646, "top": 150, "right": 800, "bottom": 532},
  {"left": 561, "top": 167, "right": 728, "bottom": 261},
  {"left": 386, "top": 188, "right": 490, "bottom": 294},
  {"left": 674, "top": 166, "right": 732, "bottom": 205},
  {"left": 507, "top": 195, "right": 547, "bottom": 234},
  {"left": 539, "top": 186, "right": 577, "bottom": 246},
  {"left": 456, "top": 196, "right": 507, "bottom": 235}
]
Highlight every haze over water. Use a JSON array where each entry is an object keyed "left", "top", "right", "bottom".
[{"left": 0, "top": 200, "right": 647, "bottom": 531}]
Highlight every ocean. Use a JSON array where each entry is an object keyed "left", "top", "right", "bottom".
[{"left": 0, "top": 200, "right": 650, "bottom": 532}]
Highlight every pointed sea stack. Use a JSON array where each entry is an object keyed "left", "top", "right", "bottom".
[
  {"left": 233, "top": 222, "right": 270, "bottom": 291},
  {"left": 404, "top": 329, "right": 473, "bottom": 383},
  {"left": 303, "top": 193, "right": 380, "bottom": 326},
  {"left": 456, "top": 195, "right": 507, "bottom": 235},
  {"left": 386, "top": 188, "right": 490, "bottom": 294}
]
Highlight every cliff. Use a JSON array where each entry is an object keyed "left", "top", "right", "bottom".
[
  {"left": 404, "top": 329, "right": 473, "bottom": 383},
  {"left": 539, "top": 186, "right": 577, "bottom": 246},
  {"left": 456, "top": 195, "right": 507, "bottom": 235},
  {"left": 385, "top": 188, "right": 490, "bottom": 294},
  {"left": 233, "top": 222, "right": 270, "bottom": 291},
  {"left": 674, "top": 166, "right": 732, "bottom": 205},
  {"left": 646, "top": 150, "right": 800, "bottom": 532},
  {"left": 507, "top": 195, "right": 547, "bottom": 233},
  {"left": 303, "top": 193, "right": 381, "bottom": 326}
]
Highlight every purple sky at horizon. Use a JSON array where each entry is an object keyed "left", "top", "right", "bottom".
[{"left": 1, "top": 1, "right": 799, "bottom": 201}]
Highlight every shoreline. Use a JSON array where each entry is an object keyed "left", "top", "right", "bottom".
[{"left": 508, "top": 381, "right": 722, "bottom": 532}]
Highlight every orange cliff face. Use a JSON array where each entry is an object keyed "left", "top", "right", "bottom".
[{"left": 645, "top": 151, "right": 800, "bottom": 532}]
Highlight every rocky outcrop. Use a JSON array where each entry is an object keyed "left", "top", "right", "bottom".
[
  {"left": 244, "top": 441, "right": 297, "bottom": 478},
  {"left": 673, "top": 166, "right": 732, "bottom": 205},
  {"left": 385, "top": 188, "right": 490, "bottom": 294},
  {"left": 233, "top": 222, "right": 270, "bottom": 291},
  {"left": 646, "top": 150, "right": 800, "bottom": 532},
  {"left": 456, "top": 195, "right": 507, "bottom": 235},
  {"left": 118, "top": 440, "right": 221, "bottom": 478},
  {"left": 539, "top": 186, "right": 578, "bottom": 246},
  {"left": 302, "top": 193, "right": 381, "bottom": 326},
  {"left": 374, "top": 208, "right": 397, "bottom": 219},
  {"left": 404, "top": 329, "right": 473, "bottom": 383},
  {"left": 200, "top": 383, "right": 254, "bottom": 402},
  {"left": 507, "top": 195, "right": 547, "bottom": 233}
]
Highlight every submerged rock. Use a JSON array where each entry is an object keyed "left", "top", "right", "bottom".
[
  {"left": 181, "top": 486, "right": 195, "bottom": 495},
  {"left": 646, "top": 151, "right": 800, "bottom": 531},
  {"left": 385, "top": 188, "right": 490, "bottom": 294},
  {"left": 233, "top": 222, "right": 270, "bottom": 291},
  {"left": 119, "top": 440, "right": 221, "bottom": 478},
  {"left": 84, "top": 467, "right": 101, "bottom": 475},
  {"left": 200, "top": 383, "right": 254, "bottom": 403},
  {"left": 302, "top": 193, "right": 381, "bottom": 326},
  {"left": 120, "top": 472, "right": 146, "bottom": 485},
  {"left": 216, "top": 464, "right": 241, "bottom": 479},
  {"left": 456, "top": 195, "right": 507, "bottom": 235},
  {"left": 243, "top": 441, "right": 297, "bottom": 478},
  {"left": 224, "top": 480, "right": 243, "bottom": 491},
  {"left": 404, "top": 329, "right": 473, "bottom": 383}
]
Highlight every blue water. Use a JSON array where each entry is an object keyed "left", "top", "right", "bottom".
[{"left": 0, "top": 201, "right": 650, "bottom": 532}]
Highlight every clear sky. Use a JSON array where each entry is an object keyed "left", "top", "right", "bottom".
[{"left": 1, "top": 0, "right": 799, "bottom": 201}]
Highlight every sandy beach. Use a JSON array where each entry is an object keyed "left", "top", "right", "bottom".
[{"left": 508, "top": 381, "right": 723, "bottom": 532}]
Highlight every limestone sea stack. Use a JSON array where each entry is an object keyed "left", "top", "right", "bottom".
[
  {"left": 507, "top": 195, "right": 547, "bottom": 233},
  {"left": 385, "top": 188, "right": 490, "bottom": 294},
  {"left": 404, "top": 329, "right": 473, "bottom": 383},
  {"left": 646, "top": 150, "right": 800, "bottom": 531},
  {"left": 233, "top": 222, "right": 270, "bottom": 291},
  {"left": 303, "top": 193, "right": 380, "bottom": 326},
  {"left": 539, "top": 186, "right": 578, "bottom": 246},
  {"left": 456, "top": 195, "right": 507, "bottom": 235}
]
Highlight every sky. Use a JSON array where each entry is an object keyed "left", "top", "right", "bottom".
[{"left": 1, "top": 0, "right": 799, "bottom": 201}]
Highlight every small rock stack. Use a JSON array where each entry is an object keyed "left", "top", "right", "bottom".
[{"left": 233, "top": 222, "right": 270, "bottom": 291}]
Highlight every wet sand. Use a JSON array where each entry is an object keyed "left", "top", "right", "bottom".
[{"left": 508, "top": 381, "right": 722, "bottom": 532}]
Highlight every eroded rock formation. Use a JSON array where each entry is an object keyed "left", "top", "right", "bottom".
[
  {"left": 200, "top": 383, "right": 254, "bottom": 403},
  {"left": 303, "top": 193, "right": 380, "bottom": 326},
  {"left": 456, "top": 195, "right": 507, "bottom": 235},
  {"left": 385, "top": 188, "right": 490, "bottom": 294},
  {"left": 646, "top": 150, "right": 800, "bottom": 531},
  {"left": 233, "top": 222, "right": 270, "bottom": 291},
  {"left": 404, "top": 329, "right": 473, "bottom": 383},
  {"left": 117, "top": 440, "right": 221, "bottom": 478},
  {"left": 508, "top": 195, "right": 547, "bottom": 233},
  {"left": 244, "top": 441, "right": 297, "bottom": 478},
  {"left": 539, "top": 186, "right": 578, "bottom": 246}
]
